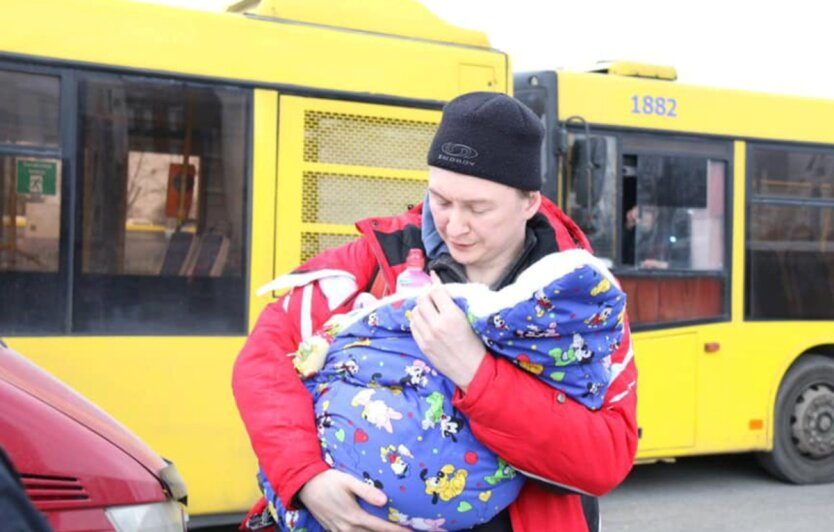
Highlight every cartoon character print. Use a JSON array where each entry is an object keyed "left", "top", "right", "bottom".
[
  {"left": 515, "top": 322, "right": 558, "bottom": 338},
  {"left": 590, "top": 277, "right": 611, "bottom": 296},
  {"left": 333, "top": 355, "right": 359, "bottom": 381},
  {"left": 388, "top": 508, "right": 447, "bottom": 531},
  {"left": 283, "top": 509, "right": 306, "bottom": 532},
  {"left": 571, "top": 332, "right": 595, "bottom": 363},
  {"left": 548, "top": 332, "right": 593, "bottom": 367},
  {"left": 343, "top": 337, "right": 371, "bottom": 350},
  {"left": 439, "top": 411, "right": 465, "bottom": 443},
  {"left": 380, "top": 444, "right": 414, "bottom": 478},
  {"left": 484, "top": 457, "right": 517, "bottom": 485},
  {"left": 362, "top": 471, "right": 384, "bottom": 489},
  {"left": 491, "top": 313, "right": 509, "bottom": 331},
  {"left": 351, "top": 389, "right": 403, "bottom": 433},
  {"left": 366, "top": 311, "right": 380, "bottom": 328},
  {"left": 315, "top": 400, "right": 332, "bottom": 438},
  {"left": 583, "top": 381, "right": 605, "bottom": 400},
  {"left": 533, "top": 288, "right": 554, "bottom": 318},
  {"left": 399, "top": 360, "right": 437, "bottom": 389},
  {"left": 420, "top": 464, "right": 468, "bottom": 504},
  {"left": 422, "top": 391, "right": 445, "bottom": 430},
  {"left": 367, "top": 372, "right": 404, "bottom": 395},
  {"left": 515, "top": 354, "right": 544, "bottom": 375},
  {"left": 584, "top": 303, "right": 613, "bottom": 328}
]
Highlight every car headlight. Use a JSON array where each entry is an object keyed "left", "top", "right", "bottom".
[{"left": 105, "top": 501, "right": 187, "bottom": 532}]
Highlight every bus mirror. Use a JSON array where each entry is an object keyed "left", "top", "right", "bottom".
[{"left": 571, "top": 137, "right": 607, "bottom": 205}]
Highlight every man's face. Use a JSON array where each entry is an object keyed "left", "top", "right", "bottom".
[
  {"left": 637, "top": 206, "right": 658, "bottom": 232},
  {"left": 427, "top": 167, "right": 541, "bottom": 280}
]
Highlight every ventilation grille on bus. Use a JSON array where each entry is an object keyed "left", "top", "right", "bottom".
[
  {"left": 304, "top": 111, "right": 436, "bottom": 170},
  {"left": 301, "top": 171, "right": 426, "bottom": 225},
  {"left": 299, "top": 110, "right": 438, "bottom": 262},
  {"left": 21, "top": 473, "right": 91, "bottom": 510}
]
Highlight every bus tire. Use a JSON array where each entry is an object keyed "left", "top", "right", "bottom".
[{"left": 756, "top": 354, "right": 834, "bottom": 484}]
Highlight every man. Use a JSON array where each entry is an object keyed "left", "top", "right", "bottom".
[{"left": 233, "top": 92, "right": 638, "bottom": 531}]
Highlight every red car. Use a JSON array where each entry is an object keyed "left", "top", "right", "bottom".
[{"left": 0, "top": 341, "right": 188, "bottom": 531}]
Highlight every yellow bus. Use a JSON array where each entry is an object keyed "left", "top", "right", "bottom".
[
  {"left": 0, "top": 0, "right": 508, "bottom": 525},
  {"left": 514, "top": 63, "right": 834, "bottom": 484}
]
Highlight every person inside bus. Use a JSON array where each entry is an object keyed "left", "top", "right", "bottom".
[
  {"left": 233, "top": 92, "right": 638, "bottom": 532},
  {"left": 622, "top": 193, "right": 686, "bottom": 270}
]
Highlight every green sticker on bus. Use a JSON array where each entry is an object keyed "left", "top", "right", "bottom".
[{"left": 17, "top": 159, "right": 58, "bottom": 196}]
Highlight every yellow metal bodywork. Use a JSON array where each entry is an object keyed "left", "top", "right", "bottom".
[
  {"left": 555, "top": 70, "right": 834, "bottom": 461},
  {"left": 233, "top": 0, "right": 491, "bottom": 48},
  {"left": 558, "top": 71, "right": 834, "bottom": 145},
  {"left": 2, "top": 0, "right": 508, "bottom": 519},
  {"left": 2, "top": 0, "right": 505, "bottom": 103}
]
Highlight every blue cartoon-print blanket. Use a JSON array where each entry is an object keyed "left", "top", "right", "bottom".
[{"left": 260, "top": 249, "right": 626, "bottom": 531}]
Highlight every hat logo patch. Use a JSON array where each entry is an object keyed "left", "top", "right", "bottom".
[
  {"left": 441, "top": 142, "right": 478, "bottom": 159},
  {"left": 439, "top": 142, "right": 478, "bottom": 166}
]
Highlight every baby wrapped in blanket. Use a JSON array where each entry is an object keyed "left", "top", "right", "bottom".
[{"left": 259, "top": 249, "right": 626, "bottom": 531}]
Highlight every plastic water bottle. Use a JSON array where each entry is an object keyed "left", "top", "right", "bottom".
[{"left": 395, "top": 248, "right": 432, "bottom": 296}]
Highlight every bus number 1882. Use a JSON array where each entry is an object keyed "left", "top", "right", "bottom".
[{"left": 631, "top": 95, "right": 678, "bottom": 117}]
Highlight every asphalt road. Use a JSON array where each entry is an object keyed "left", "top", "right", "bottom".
[
  {"left": 599, "top": 454, "right": 834, "bottom": 532},
  {"left": 196, "top": 454, "right": 833, "bottom": 531}
]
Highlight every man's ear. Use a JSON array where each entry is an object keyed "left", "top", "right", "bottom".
[{"left": 523, "top": 191, "right": 542, "bottom": 220}]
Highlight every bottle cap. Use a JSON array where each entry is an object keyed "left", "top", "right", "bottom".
[{"left": 406, "top": 248, "right": 425, "bottom": 269}]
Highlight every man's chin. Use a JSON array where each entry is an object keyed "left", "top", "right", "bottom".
[{"left": 448, "top": 247, "right": 476, "bottom": 265}]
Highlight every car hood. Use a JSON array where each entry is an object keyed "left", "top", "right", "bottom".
[{"left": 0, "top": 345, "right": 167, "bottom": 477}]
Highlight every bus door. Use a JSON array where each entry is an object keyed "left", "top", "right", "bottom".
[
  {"left": 272, "top": 95, "right": 442, "bottom": 276},
  {"left": 563, "top": 131, "right": 732, "bottom": 453}
]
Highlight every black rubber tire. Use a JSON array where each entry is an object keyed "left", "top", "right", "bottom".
[{"left": 756, "top": 354, "right": 834, "bottom": 484}]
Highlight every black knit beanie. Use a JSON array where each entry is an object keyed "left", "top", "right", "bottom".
[{"left": 427, "top": 91, "right": 544, "bottom": 191}]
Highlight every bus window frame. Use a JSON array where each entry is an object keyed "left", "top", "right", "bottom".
[
  {"left": 745, "top": 140, "right": 834, "bottom": 322},
  {"left": 71, "top": 69, "right": 253, "bottom": 336},
  {"left": 0, "top": 59, "right": 255, "bottom": 336},
  {"left": 559, "top": 126, "right": 734, "bottom": 331},
  {"left": 0, "top": 60, "right": 71, "bottom": 335}
]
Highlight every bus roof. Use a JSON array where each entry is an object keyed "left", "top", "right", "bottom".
[{"left": 225, "top": 0, "right": 491, "bottom": 48}]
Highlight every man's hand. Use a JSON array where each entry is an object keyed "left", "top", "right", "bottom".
[
  {"left": 298, "top": 469, "right": 407, "bottom": 531},
  {"left": 640, "top": 258, "right": 669, "bottom": 269},
  {"left": 410, "top": 272, "right": 486, "bottom": 391}
]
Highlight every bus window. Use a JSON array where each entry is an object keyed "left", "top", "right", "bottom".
[
  {"left": 615, "top": 139, "right": 729, "bottom": 327},
  {"left": 73, "top": 77, "right": 249, "bottom": 334},
  {"left": 747, "top": 145, "right": 834, "bottom": 320},
  {"left": 0, "top": 70, "right": 59, "bottom": 147},
  {"left": 624, "top": 155, "right": 725, "bottom": 271},
  {"left": 0, "top": 68, "right": 63, "bottom": 334}
]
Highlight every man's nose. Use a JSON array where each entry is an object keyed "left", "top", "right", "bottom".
[{"left": 446, "top": 208, "right": 470, "bottom": 236}]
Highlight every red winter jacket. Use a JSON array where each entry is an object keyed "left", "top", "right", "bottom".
[{"left": 233, "top": 199, "right": 638, "bottom": 532}]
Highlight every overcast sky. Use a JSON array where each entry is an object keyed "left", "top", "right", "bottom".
[{"left": 143, "top": 0, "right": 832, "bottom": 99}]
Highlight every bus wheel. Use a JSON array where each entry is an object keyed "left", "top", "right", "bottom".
[{"left": 757, "top": 354, "right": 834, "bottom": 484}]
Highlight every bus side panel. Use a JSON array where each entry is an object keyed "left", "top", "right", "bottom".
[{"left": 633, "top": 332, "right": 697, "bottom": 454}]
